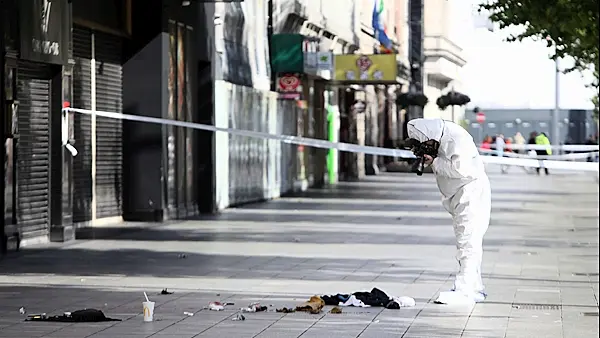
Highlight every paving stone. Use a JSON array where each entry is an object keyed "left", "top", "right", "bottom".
[{"left": 0, "top": 168, "right": 596, "bottom": 338}]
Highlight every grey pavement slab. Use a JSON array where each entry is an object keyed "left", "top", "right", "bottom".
[{"left": 0, "top": 166, "right": 598, "bottom": 338}]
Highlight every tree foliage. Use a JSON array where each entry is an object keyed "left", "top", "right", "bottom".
[
  {"left": 479, "top": 0, "right": 599, "bottom": 75},
  {"left": 480, "top": 0, "right": 599, "bottom": 112}
]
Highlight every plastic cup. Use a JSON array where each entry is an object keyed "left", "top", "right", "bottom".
[{"left": 142, "top": 301, "right": 155, "bottom": 322}]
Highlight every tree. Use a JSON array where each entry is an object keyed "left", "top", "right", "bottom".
[{"left": 479, "top": 0, "right": 599, "bottom": 77}]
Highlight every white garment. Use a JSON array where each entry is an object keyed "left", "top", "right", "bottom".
[
  {"left": 407, "top": 119, "right": 491, "bottom": 299},
  {"left": 393, "top": 296, "right": 416, "bottom": 307},
  {"left": 495, "top": 137, "right": 505, "bottom": 157},
  {"left": 339, "top": 295, "right": 370, "bottom": 307}
]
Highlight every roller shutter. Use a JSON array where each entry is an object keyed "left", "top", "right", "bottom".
[
  {"left": 15, "top": 62, "right": 52, "bottom": 239},
  {"left": 72, "top": 27, "right": 93, "bottom": 223},
  {"left": 71, "top": 26, "right": 123, "bottom": 221},
  {"left": 94, "top": 31, "right": 123, "bottom": 219}
]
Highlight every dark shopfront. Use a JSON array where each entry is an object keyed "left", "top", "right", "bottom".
[
  {"left": 1, "top": 0, "right": 132, "bottom": 253},
  {"left": 2, "top": 0, "right": 214, "bottom": 255},
  {"left": 1, "top": 0, "right": 71, "bottom": 254}
]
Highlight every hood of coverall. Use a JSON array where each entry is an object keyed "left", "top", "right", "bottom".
[{"left": 407, "top": 118, "right": 445, "bottom": 143}]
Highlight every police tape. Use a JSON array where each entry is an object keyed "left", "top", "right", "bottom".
[
  {"left": 479, "top": 143, "right": 599, "bottom": 152},
  {"left": 64, "top": 108, "right": 599, "bottom": 173},
  {"left": 478, "top": 148, "right": 598, "bottom": 160}
]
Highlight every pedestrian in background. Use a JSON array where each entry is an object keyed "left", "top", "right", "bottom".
[
  {"left": 495, "top": 134, "right": 505, "bottom": 158},
  {"left": 513, "top": 132, "right": 525, "bottom": 154},
  {"left": 535, "top": 132, "right": 551, "bottom": 175}
]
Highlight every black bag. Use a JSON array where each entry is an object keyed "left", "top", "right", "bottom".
[{"left": 26, "top": 309, "right": 121, "bottom": 322}]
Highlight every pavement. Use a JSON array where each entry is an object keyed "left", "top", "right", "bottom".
[{"left": 0, "top": 165, "right": 598, "bottom": 338}]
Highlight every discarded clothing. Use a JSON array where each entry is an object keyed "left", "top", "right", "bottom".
[
  {"left": 295, "top": 296, "right": 325, "bottom": 314},
  {"left": 340, "top": 295, "right": 370, "bottom": 308},
  {"left": 276, "top": 307, "right": 295, "bottom": 313},
  {"left": 26, "top": 309, "right": 120, "bottom": 322},
  {"left": 393, "top": 296, "right": 416, "bottom": 308},
  {"left": 322, "top": 288, "right": 415, "bottom": 309}
]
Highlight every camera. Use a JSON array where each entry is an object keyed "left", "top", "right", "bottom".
[{"left": 402, "top": 138, "right": 440, "bottom": 176}]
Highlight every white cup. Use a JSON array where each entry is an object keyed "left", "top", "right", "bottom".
[{"left": 142, "top": 301, "right": 155, "bottom": 322}]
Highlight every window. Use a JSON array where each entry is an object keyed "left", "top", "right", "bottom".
[
  {"left": 539, "top": 122, "right": 548, "bottom": 128},
  {"left": 505, "top": 122, "right": 513, "bottom": 128},
  {"left": 522, "top": 122, "right": 531, "bottom": 128}
]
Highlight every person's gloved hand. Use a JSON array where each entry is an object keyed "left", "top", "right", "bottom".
[{"left": 423, "top": 154, "right": 434, "bottom": 166}]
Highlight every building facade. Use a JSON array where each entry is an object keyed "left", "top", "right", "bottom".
[
  {"left": 1, "top": 0, "right": 284, "bottom": 252},
  {"left": 422, "top": 0, "right": 467, "bottom": 122}
]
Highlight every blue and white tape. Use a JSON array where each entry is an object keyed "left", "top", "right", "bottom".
[{"left": 64, "top": 108, "right": 599, "bottom": 173}]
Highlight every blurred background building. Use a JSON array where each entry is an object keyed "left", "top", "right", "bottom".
[{"left": 464, "top": 108, "right": 598, "bottom": 145}]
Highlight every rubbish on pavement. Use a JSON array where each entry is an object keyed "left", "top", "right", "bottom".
[
  {"left": 276, "top": 307, "right": 295, "bottom": 313},
  {"left": 321, "top": 287, "right": 415, "bottom": 309},
  {"left": 178, "top": 254, "right": 187, "bottom": 259},
  {"left": 183, "top": 312, "right": 194, "bottom": 316},
  {"left": 295, "top": 296, "right": 325, "bottom": 314},
  {"left": 209, "top": 302, "right": 225, "bottom": 311},
  {"left": 160, "top": 288, "right": 173, "bottom": 295},
  {"left": 330, "top": 307, "right": 342, "bottom": 314},
  {"left": 241, "top": 302, "right": 267, "bottom": 313},
  {"left": 26, "top": 309, "right": 121, "bottom": 322},
  {"left": 143, "top": 301, "right": 155, "bottom": 322},
  {"left": 232, "top": 313, "right": 245, "bottom": 321},
  {"left": 19, "top": 307, "right": 25, "bottom": 315}
]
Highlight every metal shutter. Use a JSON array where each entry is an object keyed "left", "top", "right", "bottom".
[
  {"left": 94, "top": 31, "right": 123, "bottom": 219},
  {"left": 15, "top": 63, "right": 52, "bottom": 239},
  {"left": 72, "top": 26, "right": 93, "bottom": 223},
  {"left": 71, "top": 27, "right": 123, "bottom": 221}
]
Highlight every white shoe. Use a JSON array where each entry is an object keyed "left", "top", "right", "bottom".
[{"left": 434, "top": 290, "right": 485, "bottom": 305}]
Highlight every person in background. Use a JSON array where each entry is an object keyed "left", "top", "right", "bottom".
[
  {"left": 527, "top": 131, "right": 537, "bottom": 155},
  {"left": 495, "top": 134, "right": 505, "bottom": 158},
  {"left": 500, "top": 137, "right": 512, "bottom": 174},
  {"left": 505, "top": 137, "right": 513, "bottom": 153},
  {"left": 535, "top": 132, "right": 551, "bottom": 175},
  {"left": 513, "top": 132, "right": 525, "bottom": 154},
  {"left": 481, "top": 135, "right": 492, "bottom": 151}
]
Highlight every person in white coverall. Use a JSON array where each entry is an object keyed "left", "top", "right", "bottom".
[{"left": 407, "top": 118, "right": 491, "bottom": 304}]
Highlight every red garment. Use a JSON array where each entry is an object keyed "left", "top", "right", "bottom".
[
  {"left": 504, "top": 140, "right": 512, "bottom": 152},
  {"left": 481, "top": 141, "right": 491, "bottom": 150}
]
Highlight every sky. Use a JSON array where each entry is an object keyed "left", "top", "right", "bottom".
[{"left": 451, "top": 0, "right": 596, "bottom": 110}]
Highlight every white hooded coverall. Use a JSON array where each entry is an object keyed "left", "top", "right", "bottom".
[{"left": 407, "top": 119, "right": 491, "bottom": 302}]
